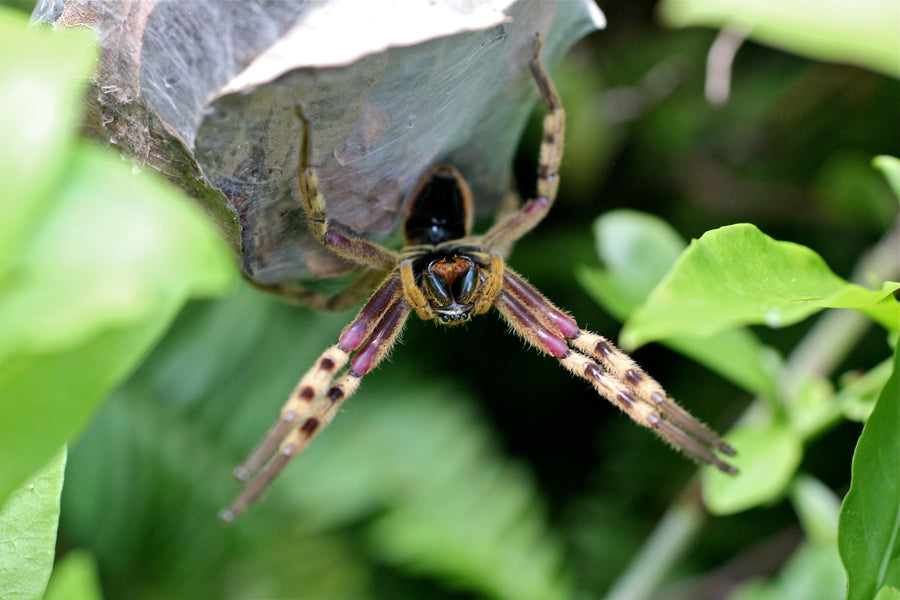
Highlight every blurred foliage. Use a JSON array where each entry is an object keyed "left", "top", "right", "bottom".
[{"left": 3, "top": 1, "right": 899, "bottom": 600}]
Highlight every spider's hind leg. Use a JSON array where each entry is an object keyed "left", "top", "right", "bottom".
[
  {"left": 221, "top": 273, "right": 411, "bottom": 521},
  {"left": 494, "top": 268, "right": 737, "bottom": 474}
]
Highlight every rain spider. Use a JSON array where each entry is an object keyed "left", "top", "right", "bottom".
[{"left": 221, "top": 39, "right": 736, "bottom": 522}]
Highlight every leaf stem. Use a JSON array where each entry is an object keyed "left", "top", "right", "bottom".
[{"left": 604, "top": 489, "right": 706, "bottom": 600}]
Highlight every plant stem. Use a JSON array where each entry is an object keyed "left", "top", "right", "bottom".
[
  {"left": 604, "top": 489, "right": 706, "bottom": 600},
  {"left": 602, "top": 216, "right": 900, "bottom": 600}
]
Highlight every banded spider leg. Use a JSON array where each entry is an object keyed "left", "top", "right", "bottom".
[
  {"left": 495, "top": 268, "right": 737, "bottom": 474},
  {"left": 220, "top": 275, "right": 411, "bottom": 522}
]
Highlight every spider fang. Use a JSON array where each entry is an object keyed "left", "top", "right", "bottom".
[{"left": 222, "top": 36, "right": 736, "bottom": 522}]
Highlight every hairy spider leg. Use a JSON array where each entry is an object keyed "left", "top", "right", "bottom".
[
  {"left": 501, "top": 270, "right": 735, "bottom": 457},
  {"left": 495, "top": 269, "right": 737, "bottom": 474},
  {"left": 569, "top": 331, "right": 736, "bottom": 458},
  {"left": 295, "top": 105, "right": 399, "bottom": 271},
  {"left": 221, "top": 275, "right": 410, "bottom": 521},
  {"left": 399, "top": 259, "right": 435, "bottom": 321},
  {"left": 481, "top": 37, "right": 565, "bottom": 252},
  {"left": 473, "top": 252, "right": 505, "bottom": 315}
]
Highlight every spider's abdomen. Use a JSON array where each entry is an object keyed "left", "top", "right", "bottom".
[{"left": 403, "top": 165, "right": 474, "bottom": 246}]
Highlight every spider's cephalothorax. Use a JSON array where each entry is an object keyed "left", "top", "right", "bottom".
[
  {"left": 221, "top": 39, "right": 737, "bottom": 522},
  {"left": 399, "top": 165, "right": 499, "bottom": 325}
]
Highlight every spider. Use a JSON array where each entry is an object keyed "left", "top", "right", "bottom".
[{"left": 220, "top": 39, "right": 736, "bottom": 522}]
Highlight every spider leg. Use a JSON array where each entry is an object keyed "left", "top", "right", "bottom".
[
  {"left": 400, "top": 259, "right": 436, "bottom": 320},
  {"left": 482, "top": 37, "right": 565, "bottom": 252},
  {"left": 495, "top": 269, "right": 737, "bottom": 474},
  {"left": 474, "top": 252, "right": 505, "bottom": 315},
  {"left": 295, "top": 106, "right": 398, "bottom": 271},
  {"left": 250, "top": 268, "right": 388, "bottom": 312},
  {"left": 488, "top": 190, "right": 523, "bottom": 259},
  {"left": 221, "top": 273, "right": 410, "bottom": 521}
]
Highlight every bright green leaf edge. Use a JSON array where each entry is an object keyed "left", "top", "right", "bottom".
[
  {"left": 623, "top": 224, "right": 900, "bottom": 349},
  {"left": 838, "top": 336, "right": 900, "bottom": 600},
  {"left": 0, "top": 448, "right": 67, "bottom": 600},
  {"left": 579, "top": 267, "right": 780, "bottom": 399},
  {"left": 0, "top": 10, "right": 98, "bottom": 265},
  {"left": 657, "top": 0, "right": 900, "bottom": 79},
  {"left": 577, "top": 211, "right": 781, "bottom": 399}
]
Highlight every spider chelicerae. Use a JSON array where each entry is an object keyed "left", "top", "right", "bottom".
[{"left": 220, "top": 39, "right": 736, "bottom": 522}]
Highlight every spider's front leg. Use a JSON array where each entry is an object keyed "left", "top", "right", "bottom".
[
  {"left": 221, "top": 273, "right": 411, "bottom": 521},
  {"left": 481, "top": 37, "right": 565, "bottom": 252},
  {"left": 294, "top": 106, "right": 398, "bottom": 271},
  {"left": 495, "top": 269, "right": 737, "bottom": 474}
]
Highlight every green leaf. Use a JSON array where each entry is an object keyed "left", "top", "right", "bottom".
[
  {"left": 43, "top": 550, "right": 103, "bottom": 600},
  {"left": 0, "top": 141, "right": 235, "bottom": 504},
  {"left": 0, "top": 448, "right": 67, "bottom": 600},
  {"left": 702, "top": 420, "right": 802, "bottom": 515},
  {"left": 838, "top": 337, "right": 900, "bottom": 600},
  {"left": 657, "top": 0, "right": 900, "bottom": 79},
  {"left": 790, "top": 474, "right": 841, "bottom": 545},
  {"left": 583, "top": 210, "right": 687, "bottom": 321},
  {"left": 0, "top": 10, "right": 97, "bottom": 265},
  {"left": 837, "top": 357, "right": 895, "bottom": 423},
  {"left": 578, "top": 212, "right": 781, "bottom": 398},
  {"left": 0, "top": 8, "right": 235, "bottom": 505},
  {"left": 623, "top": 224, "right": 900, "bottom": 349},
  {"left": 875, "top": 587, "right": 900, "bottom": 600},
  {"left": 873, "top": 156, "right": 900, "bottom": 201}
]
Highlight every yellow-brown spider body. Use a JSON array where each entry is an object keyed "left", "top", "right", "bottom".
[{"left": 221, "top": 39, "right": 735, "bottom": 522}]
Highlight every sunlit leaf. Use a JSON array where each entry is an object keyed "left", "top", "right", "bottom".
[
  {"left": 658, "top": 0, "right": 900, "bottom": 78},
  {"left": 875, "top": 586, "right": 900, "bottom": 600},
  {"left": 0, "top": 142, "right": 235, "bottom": 504},
  {"left": 839, "top": 338, "right": 900, "bottom": 600},
  {"left": 0, "top": 8, "right": 236, "bottom": 504},
  {"left": 583, "top": 210, "right": 686, "bottom": 320},
  {"left": 702, "top": 420, "right": 802, "bottom": 515},
  {"left": 0, "top": 448, "right": 66, "bottom": 600},
  {"left": 623, "top": 224, "right": 900, "bottom": 349},
  {"left": 579, "top": 211, "right": 781, "bottom": 398},
  {"left": 0, "top": 10, "right": 96, "bottom": 263}
]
